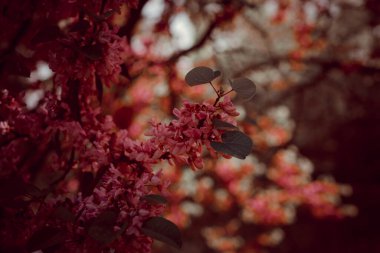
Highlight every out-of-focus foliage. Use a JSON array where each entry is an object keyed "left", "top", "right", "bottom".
[
  {"left": 1, "top": 0, "right": 379, "bottom": 252},
  {"left": 119, "top": 0, "right": 378, "bottom": 252}
]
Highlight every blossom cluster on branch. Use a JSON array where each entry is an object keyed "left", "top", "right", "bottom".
[
  {"left": 0, "top": 1, "right": 358, "bottom": 253},
  {"left": 0, "top": 1, "right": 244, "bottom": 252}
]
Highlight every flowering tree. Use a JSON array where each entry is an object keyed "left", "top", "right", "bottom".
[
  {"left": 0, "top": 1, "right": 255, "bottom": 252},
  {"left": 2, "top": 0, "right": 376, "bottom": 253}
]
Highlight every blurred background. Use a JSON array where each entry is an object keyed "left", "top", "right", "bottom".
[{"left": 6, "top": 0, "right": 380, "bottom": 252}]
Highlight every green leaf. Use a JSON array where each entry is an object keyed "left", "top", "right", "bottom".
[
  {"left": 230, "top": 77, "right": 256, "bottom": 101},
  {"left": 185, "top": 66, "right": 215, "bottom": 86},
  {"left": 212, "top": 119, "right": 238, "bottom": 131},
  {"left": 142, "top": 217, "right": 182, "bottom": 249},
  {"left": 143, "top": 194, "right": 168, "bottom": 205},
  {"left": 26, "top": 227, "right": 66, "bottom": 252},
  {"left": 210, "top": 130, "right": 253, "bottom": 159}
]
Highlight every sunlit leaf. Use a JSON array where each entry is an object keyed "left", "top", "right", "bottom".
[
  {"left": 142, "top": 217, "right": 182, "bottom": 249},
  {"left": 210, "top": 130, "right": 253, "bottom": 159},
  {"left": 185, "top": 66, "right": 215, "bottom": 86},
  {"left": 230, "top": 77, "right": 256, "bottom": 101}
]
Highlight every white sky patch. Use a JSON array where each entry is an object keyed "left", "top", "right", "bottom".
[
  {"left": 236, "top": 105, "right": 246, "bottom": 121},
  {"left": 153, "top": 82, "right": 169, "bottom": 97},
  {"left": 180, "top": 201, "right": 204, "bottom": 216},
  {"left": 170, "top": 12, "right": 196, "bottom": 50},
  {"left": 131, "top": 36, "right": 147, "bottom": 55},
  {"left": 25, "top": 89, "right": 44, "bottom": 110},
  {"left": 28, "top": 61, "right": 53, "bottom": 83},
  {"left": 142, "top": 0, "right": 165, "bottom": 22},
  {"left": 304, "top": 2, "right": 318, "bottom": 24},
  {"left": 263, "top": 0, "right": 279, "bottom": 18},
  {"left": 176, "top": 56, "right": 193, "bottom": 77}
]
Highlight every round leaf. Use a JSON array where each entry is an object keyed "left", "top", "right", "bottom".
[
  {"left": 53, "top": 206, "right": 75, "bottom": 222},
  {"left": 212, "top": 119, "right": 238, "bottom": 131},
  {"left": 142, "top": 217, "right": 182, "bottom": 249},
  {"left": 213, "top": 70, "right": 221, "bottom": 78},
  {"left": 88, "top": 211, "right": 120, "bottom": 244},
  {"left": 26, "top": 227, "right": 66, "bottom": 252},
  {"left": 143, "top": 194, "right": 168, "bottom": 205},
  {"left": 210, "top": 130, "right": 253, "bottom": 159},
  {"left": 185, "top": 67, "right": 215, "bottom": 86},
  {"left": 230, "top": 77, "right": 256, "bottom": 101}
]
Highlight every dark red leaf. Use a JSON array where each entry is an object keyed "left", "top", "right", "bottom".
[
  {"left": 210, "top": 130, "right": 253, "bottom": 159},
  {"left": 213, "top": 70, "right": 221, "bottom": 78},
  {"left": 69, "top": 20, "right": 91, "bottom": 33},
  {"left": 5, "top": 53, "right": 33, "bottom": 77},
  {"left": 185, "top": 66, "right": 215, "bottom": 86},
  {"left": 88, "top": 210, "right": 123, "bottom": 244},
  {"left": 81, "top": 43, "right": 104, "bottom": 60},
  {"left": 230, "top": 77, "right": 256, "bottom": 101},
  {"left": 96, "top": 76, "right": 103, "bottom": 104},
  {"left": 80, "top": 172, "right": 94, "bottom": 197},
  {"left": 212, "top": 119, "right": 238, "bottom": 131},
  {"left": 142, "top": 217, "right": 182, "bottom": 249},
  {"left": 53, "top": 206, "right": 75, "bottom": 222},
  {"left": 143, "top": 194, "right": 168, "bottom": 205},
  {"left": 26, "top": 227, "right": 66, "bottom": 252},
  {"left": 31, "top": 25, "right": 62, "bottom": 45},
  {"left": 0, "top": 177, "right": 27, "bottom": 202},
  {"left": 0, "top": 176, "right": 43, "bottom": 207}
]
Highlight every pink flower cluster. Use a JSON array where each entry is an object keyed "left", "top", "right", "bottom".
[
  {"left": 0, "top": 1, "right": 245, "bottom": 252},
  {"left": 40, "top": 21, "right": 127, "bottom": 88},
  {"left": 0, "top": 85, "right": 241, "bottom": 252},
  {"left": 242, "top": 151, "right": 355, "bottom": 225},
  {"left": 146, "top": 97, "right": 239, "bottom": 169}
]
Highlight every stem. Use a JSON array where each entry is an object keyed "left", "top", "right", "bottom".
[
  {"left": 213, "top": 96, "right": 221, "bottom": 106},
  {"left": 100, "top": 0, "right": 108, "bottom": 14},
  {"left": 222, "top": 89, "right": 234, "bottom": 96},
  {"left": 209, "top": 81, "right": 219, "bottom": 95}
]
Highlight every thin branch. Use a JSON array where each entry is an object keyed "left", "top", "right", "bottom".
[
  {"left": 209, "top": 81, "right": 219, "bottom": 95},
  {"left": 118, "top": 0, "right": 149, "bottom": 43},
  {"left": 166, "top": 20, "right": 218, "bottom": 64}
]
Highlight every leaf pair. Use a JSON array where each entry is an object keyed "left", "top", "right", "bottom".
[
  {"left": 185, "top": 66, "right": 256, "bottom": 101},
  {"left": 185, "top": 66, "right": 220, "bottom": 86}
]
